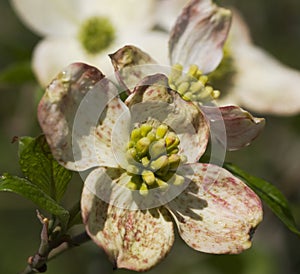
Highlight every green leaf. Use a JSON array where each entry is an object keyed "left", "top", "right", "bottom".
[
  {"left": 0, "top": 61, "right": 36, "bottom": 85},
  {"left": 224, "top": 163, "right": 300, "bottom": 236},
  {"left": 19, "top": 136, "right": 72, "bottom": 202},
  {"left": 0, "top": 174, "right": 69, "bottom": 228}
]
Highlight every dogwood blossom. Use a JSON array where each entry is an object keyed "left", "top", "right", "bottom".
[
  {"left": 11, "top": 0, "right": 168, "bottom": 86},
  {"left": 34, "top": 0, "right": 265, "bottom": 270},
  {"left": 38, "top": 62, "right": 262, "bottom": 271},
  {"left": 154, "top": 0, "right": 300, "bottom": 115}
]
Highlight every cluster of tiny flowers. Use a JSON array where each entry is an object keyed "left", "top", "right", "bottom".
[
  {"left": 169, "top": 63, "right": 220, "bottom": 102},
  {"left": 125, "top": 120, "right": 187, "bottom": 196}
]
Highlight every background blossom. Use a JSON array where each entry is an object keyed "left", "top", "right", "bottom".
[
  {"left": 11, "top": 0, "right": 168, "bottom": 86},
  {"left": 155, "top": 0, "right": 300, "bottom": 115}
]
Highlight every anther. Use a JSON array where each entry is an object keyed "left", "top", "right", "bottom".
[{"left": 136, "top": 137, "right": 151, "bottom": 157}]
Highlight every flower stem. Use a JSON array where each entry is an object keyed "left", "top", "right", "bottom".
[{"left": 19, "top": 211, "right": 90, "bottom": 274}]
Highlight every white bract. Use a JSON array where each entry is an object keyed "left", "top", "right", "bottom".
[{"left": 11, "top": 0, "right": 168, "bottom": 86}]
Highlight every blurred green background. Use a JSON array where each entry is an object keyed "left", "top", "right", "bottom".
[{"left": 0, "top": 0, "right": 300, "bottom": 273}]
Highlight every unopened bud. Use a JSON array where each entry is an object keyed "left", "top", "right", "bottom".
[
  {"left": 172, "top": 174, "right": 185, "bottom": 186},
  {"left": 139, "top": 183, "right": 149, "bottom": 196},
  {"left": 141, "top": 156, "right": 150, "bottom": 167},
  {"left": 147, "top": 131, "right": 156, "bottom": 142},
  {"left": 199, "top": 75, "right": 208, "bottom": 84},
  {"left": 170, "top": 63, "right": 183, "bottom": 82},
  {"left": 136, "top": 137, "right": 151, "bottom": 157},
  {"left": 150, "top": 155, "right": 169, "bottom": 171},
  {"left": 156, "top": 124, "right": 168, "bottom": 139},
  {"left": 156, "top": 178, "right": 169, "bottom": 190},
  {"left": 177, "top": 82, "right": 190, "bottom": 95},
  {"left": 149, "top": 140, "right": 166, "bottom": 159},
  {"left": 126, "top": 148, "right": 137, "bottom": 164},
  {"left": 168, "top": 154, "right": 181, "bottom": 170},
  {"left": 188, "top": 64, "right": 199, "bottom": 78},
  {"left": 166, "top": 133, "right": 180, "bottom": 152},
  {"left": 140, "top": 124, "right": 152, "bottom": 137},
  {"left": 127, "top": 181, "right": 138, "bottom": 190},
  {"left": 131, "top": 128, "right": 141, "bottom": 142},
  {"left": 190, "top": 81, "right": 204, "bottom": 94},
  {"left": 126, "top": 164, "right": 140, "bottom": 175},
  {"left": 142, "top": 170, "right": 156, "bottom": 185}
]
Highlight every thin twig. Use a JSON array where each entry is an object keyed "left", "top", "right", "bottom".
[
  {"left": 48, "top": 231, "right": 90, "bottom": 261},
  {"left": 20, "top": 211, "right": 49, "bottom": 274},
  {"left": 19, "top": 211, "right": 90, "bottom": 274}
]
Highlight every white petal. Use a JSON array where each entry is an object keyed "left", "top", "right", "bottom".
[
  {"left": 223, "top": 11, "right": 300, "bottom": 115},
  {"left": 125, "top": 73, "right": 173, "bottom": 104},
  {"left": 169, "top": 93, "right": 209, "bottom": 163},
  {"left": 167, "top": 163, "right": 263, "bottom": 254},
  {"left": 201, "top": 105, "right": 265, "bottom": 150},
  {"left": 229, "top": 9, "right": 252, "bottom": 46},
  {"left": 33, "top": 38, "right": 85, "bottom": 87},
  {"left": 118, "top": 31, "right": 169, "bottom": 65},
  {"left": 32, "top": 38, "right": 116, "bottom": 87},
  {"left": 78, "top": 0, "right": 156, "bottom": 31},
  {"left": 110, "top": 45, "right": 159, "bottom": 92},
  {"left": 72, "top": 78, "right": 130, "bottom": 170},
  {"left": 154, "top": 0, "right": 188, "bottom": 31},
  {"left": 11, "top": 0, "right": 80, "bottom": 36},
  {"left": 38, "top": 63, "right": 129, "bottom": 171},
  {"left": 81, "top": 183, "right": 174, "bottom": 271},
  {"left": 83, "top": 167, "right": 136, "bottom": 210},
  {"left": 84, "top": 164, "right": 190, "bottom": 211},
  {"left": 232, "top": 44, "right": 300, "bottom": 115},
  {"left": 169, "top": 0, "right": 232, "bottom": 73}
]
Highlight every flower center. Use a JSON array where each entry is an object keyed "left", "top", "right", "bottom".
[
  {"left": 168, "top": 64, "right": 220, "bottom": 102},
  {"left": 207, "top": 42, "right": 236, "bottom": 98},
  {"left": 78, "top": 16, "right": 115, "bottom": 55},
  {"left": 125, "top": 120, "right": 187, "bottom": 196}
]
